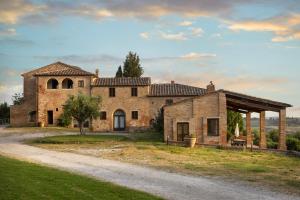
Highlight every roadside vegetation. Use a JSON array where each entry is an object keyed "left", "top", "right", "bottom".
[
  {"left": 0, "top": 155, "right": 163, "bottom": 200},
  {"left": 29, "top": 131, "right": 300, "bottom": 195}
]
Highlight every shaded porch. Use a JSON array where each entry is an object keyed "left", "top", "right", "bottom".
[{"left": 222, "top": 90, "right": 292, "bottom": 150}]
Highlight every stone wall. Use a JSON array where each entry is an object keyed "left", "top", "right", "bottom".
[
  {"left": 37, "top": 76, "right": 91, "bottom": 126},
  {"left": 91, "top": 86, "right": 151, "bottom": 132},
  {"left": 164, "top": 92, "right": 227, "bottom": 146}
]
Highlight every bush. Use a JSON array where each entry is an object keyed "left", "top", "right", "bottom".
[
  {"left": 152, "top": 108, "right": 164, "bottom": 133},
  {"left": 267, "top": 129, "right": 279, "bottom": 142},
  {"left": 252, "top": 129, "right": 260, "bottom": 146},
  {"left": 267, "top": 140, "right": 278, "bottom": 149},
  {"left": 286, "top": 136, "right": 300, "bottom": 151},
  {"left": 58, "top": 113, "right": 72, "bottom": 127}
]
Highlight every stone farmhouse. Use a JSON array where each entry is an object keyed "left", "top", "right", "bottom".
[{"left": 10, "top": 62, "right": 292, "bottom": 150}]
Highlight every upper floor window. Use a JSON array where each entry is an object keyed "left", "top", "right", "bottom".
[
  {"left": 165, "top": 99, "right": 173, "bottom": 105},
  {"left": 47, "top": 78, "right": 58, "bottom": 89},
  {"left": 62, "top": 78, "right": 73, "bottom": 89},
  {"left": 78, "top": 80, "right": 84, "bottom": 87},
  {"left": 132, "top": 111, "right": 138, "bottom": 120},
  {"left": 207, "top": 118, "right": 219, "bottom": 136},
  {"left": 109, "top": 88, "right": 115, "bottom": 97},
  {"left": 131, "top": 87, "right": 138, "bottom": 97},
  {"left": 100, "top": 111, "right": 107, "bottom": 120}
]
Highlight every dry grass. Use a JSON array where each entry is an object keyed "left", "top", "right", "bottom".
[{"left": 28, "top": 132, "right": 300, "bottom": 195}]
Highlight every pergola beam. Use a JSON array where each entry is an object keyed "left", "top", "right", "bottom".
[{"left": 226, "top": 97, "right": 282, "bottom": 112}]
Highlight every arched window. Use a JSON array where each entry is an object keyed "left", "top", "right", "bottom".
[
  {"left": 47, "top": 79, "right": 58, "bottom": 89},
  {"left": 62, "top": 78, "right": 73, "bottom": 89}
]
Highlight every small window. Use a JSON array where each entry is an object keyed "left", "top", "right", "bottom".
[
  {"left": 62, "top": 78, "right": 73, "bottom": 89},
  {"left": 47, "top": 79, "right": 58, "bottom": 89},
  {"left": 131, "top": 87, "right": 138, "bottom": 97},
  {"left": 100, "top": 111, "right": 107, "bottom": 120},
  {"left": 165, "top": 99, "right": 173, "bottom": 105},
  {"left": 78, "top": 80, "right": 84, "bottom": 87},
  {"left": 109, "top": 88, "right": 115, "bottom": 97},
  {"left": 29, "top": 111, "right": 36, "bottom": 122},
  {"left": 132, "top": 111, "right": 138, "bottom": 120},
  {"left": 207, "top": 118, "right": 219, "bottom": 136},
  {"left": 56, "top": 108, "right": 58, "bottom": 112}
]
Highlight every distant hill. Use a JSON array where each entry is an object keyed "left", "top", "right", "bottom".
[{"left": 243, "top": 117, "right": 300, "bottom": 134}]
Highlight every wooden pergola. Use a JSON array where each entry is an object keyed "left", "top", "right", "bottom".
[{"left": 220, "top": 90, "right": 292, "bottom": 150}]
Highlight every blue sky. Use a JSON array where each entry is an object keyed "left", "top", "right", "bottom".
[{"left": 0, "top": 0, "right": 300, "bottom": 117}]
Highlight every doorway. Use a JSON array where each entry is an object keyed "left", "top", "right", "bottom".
[
  {"left": 177, "top": 122, "right": 189, "bottom": 141},
  {"left": 114, "top": 110, "right": 125, "bottom": 131},
  {"left": 47, "top": 110, "right": 53, "bottom": 125}
]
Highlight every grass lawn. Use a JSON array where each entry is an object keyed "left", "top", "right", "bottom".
[
  {"left": 29, "top": 132, "right": 300, "bottom": 195},
  {"left": 0, "top": 155, "right": 163, "bottom": 200}
]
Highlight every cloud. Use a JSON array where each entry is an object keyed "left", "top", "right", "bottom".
[
  {"left": 227, "top": 13, "right": 300, "bottom": 42},
  {"left": 179, "top": 21, "right": 193, "bottom": 26},
  {"left": 160, "top": 32, "right": 187, "bottom": 41},
  {"left": 190, "top": 27, "right": 204, "bottom": 37},
  {"left": 0, "top": 0, "right": 45, "bottom": 24},
  {"left": 0, "top": 28, "right": 16, "bottom": 36},
  {"left": 180, "top": 52, "right": 216, "bottom": 60},
  {"left": 140, "top": 32, "right": 149, "bottom": 39},
  {"left": 0, "top": 1, "right": 284, "bottom": 25}
]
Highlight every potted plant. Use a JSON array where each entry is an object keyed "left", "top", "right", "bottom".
[{"left": 184, "top": 133, "right": 197, "bottom": 148}]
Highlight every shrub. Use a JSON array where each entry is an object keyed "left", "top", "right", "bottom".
[
  {"left": 252, "top": 129, "right": 260, "bottom": 146},
  {"left": 58, "top": 112, "right": 72, "bottom": 127},
  {"left": 153, "top": 108, "right": 164, "bottom": 133},
  {"left": 267, "top": 129, "right": 279, "bottom": 142},
  {"left": 286, "top": 136, "right": 300, "bottom": 151},
  {"left": 267, "top": 140, "right": 278, "bottom": 149}
]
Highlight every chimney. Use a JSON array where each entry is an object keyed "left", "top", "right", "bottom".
[
  {"left": 95, "top": 69, "right": 99, "bottom": 77},
  {"left": 171, "top": 80, "right": 175, "bottom": 84},
  {"left": 206, "top": 81, "right": 215, "bottom": 93}
]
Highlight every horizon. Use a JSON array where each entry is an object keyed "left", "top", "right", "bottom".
[{"left": 0, "top": 1, "right": 300, "bottom": 117}]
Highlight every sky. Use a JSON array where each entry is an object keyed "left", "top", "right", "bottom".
[{"left": 0, "top": 0, "right": 300, "bottom": 117}]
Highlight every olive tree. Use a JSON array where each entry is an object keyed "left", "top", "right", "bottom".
[{"left": 63, "top": 93, "right": 101, "bottom": 135}]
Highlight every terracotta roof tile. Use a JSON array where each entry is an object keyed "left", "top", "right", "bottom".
[
  {"left": 33, "top": 62, "right": 94, "bottom": 76},
  {"left": 149, "top": 83, "right": 206, "bottom": 97},
  {"left": 92, "top": 77, "right": 151, "bottom": 86}
]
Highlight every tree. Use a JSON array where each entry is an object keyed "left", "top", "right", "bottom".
[
  {"left": 227, "top": 110, "right": 244, "bottom": 141},
  {"left": 153, "top": 108, "right": 164, "bottom": 133},
  {"left": 122, "top": 51, "right": 144, "bottom": 77},
  {"left": 12, "top": 93, "right": 24, "bottom": 105},
  {"left": 115, "top": 66, "right": 123, "bottom": 77},
  {"left": 0, "top": 102, "right": 10, "bottom": 119},
  {"left": 62, "top": 93, "right": 101, "bottom": 135}
]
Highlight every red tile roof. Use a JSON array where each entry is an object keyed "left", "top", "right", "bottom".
[
  {"left": 149, "top": 83, "right": 206, "bottom": 97},
  {"left": 92, "top": 77, "right": 151, "bottom": 86},
  {"left": 32, "top": 62, "right": 95, "bottom": 76}
]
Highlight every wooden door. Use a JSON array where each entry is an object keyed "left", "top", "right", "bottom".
[{"left": 177, "top": 122, "right": 189, "bottom": 141}]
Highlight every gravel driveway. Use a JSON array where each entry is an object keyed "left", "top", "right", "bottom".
[{"left": 0, "top": 130, "right": 299, "bottom": 200}]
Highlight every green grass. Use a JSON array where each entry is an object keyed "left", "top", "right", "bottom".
[{"left": 0, "top": 155, "right": 163, "bottom": 200}]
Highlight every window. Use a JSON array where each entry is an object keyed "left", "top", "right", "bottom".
[
  {"left": 100, "top": 111, "right": 107, "bottom": 120},
  {"left": 56, "top": 108, "right": 58, "bottom": 112},
  {"left": 131, "top": 87, "right": 138, "bottom": 96},
  {"left": 207, "top": 118, "right": 219, "bottom": 136},
  {"left": 109, "top": 88, "right": 115, "bottom": 97},
  {"left": 29, "top": 111, "right": 36, "bottom": 122},
  {"left": 62, "top": 78, "right": 73, "bottom": 89},
  {"left": 47, "top": 79, "right": 58, "bottom": 89},
  {"left": 132, "top": 111, "right": 138, "bottom": 119},
  {"left": 165, "top": 99, "right": 173, "bottom": 105},
  {"left": 78, "top": 80, "right": 84, "bottom": 87}
]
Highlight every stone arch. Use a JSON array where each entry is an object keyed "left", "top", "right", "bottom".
[
  {"left": 47, "top": 78, "right": 58, "bottom": 89},
  {"left": 62, "top": 78, "right": 73, "bottom": 89}
]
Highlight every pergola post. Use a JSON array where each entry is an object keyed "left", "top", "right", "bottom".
[
  {"left": 246, "top": 112, "right": 252, "bottom": 147},
  {"left": 278, "top": 109, "right": 287, "bottom": 151},
  {"left": 259, "top": 111, "right": 267, "bottom": 149}
]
